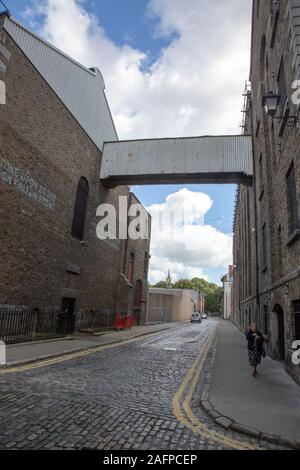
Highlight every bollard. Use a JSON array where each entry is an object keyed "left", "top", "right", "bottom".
[
  {"left": 0, "top": 80, "right": 6, "bottom": 105},
  {"left": 0, "top": 340, "right": 6, "bottom": 366}
]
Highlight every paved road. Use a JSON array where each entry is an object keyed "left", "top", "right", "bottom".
[{"left": 0, "top": 320, "right": 283, "bottom": 450}]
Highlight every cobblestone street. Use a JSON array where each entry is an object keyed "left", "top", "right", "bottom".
[{"left": 0, "top": 320, "right": 288, "bottom": 450}]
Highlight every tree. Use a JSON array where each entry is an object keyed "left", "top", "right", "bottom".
[
  {"left": 153, "top": 277, "right": 222, "bottom": 313},
  {"left": 152, "top": 281, "right": 171, "bottom": 289}
]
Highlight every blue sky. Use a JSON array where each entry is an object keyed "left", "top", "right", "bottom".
[{"left": 6, "top": 0, "right": 252, "bottom": 285}]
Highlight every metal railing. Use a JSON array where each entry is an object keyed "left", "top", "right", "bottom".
[
  {"left": 76, "top": 310, "right": 127, "bottom": 334},
  {"left": 0, "top": 306, "right": 75, "bottom": 344}
]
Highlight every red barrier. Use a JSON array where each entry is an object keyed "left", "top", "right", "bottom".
[{"left": 114, "top": 314, "right": 135, "bottom": 331}]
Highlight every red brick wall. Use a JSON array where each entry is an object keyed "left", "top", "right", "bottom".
[{"left": 0, "top": 25, "right": 147, "bottom": 316}]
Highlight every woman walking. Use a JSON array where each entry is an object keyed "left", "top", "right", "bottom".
[{"left": 246, "top": 323, "right": 266, "bottom": 377}]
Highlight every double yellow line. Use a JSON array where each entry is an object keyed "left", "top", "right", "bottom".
[
  {"left": 172, "top": 326, "right": 259, "bottom": 450},
  {"left": 1, "top": 324, "right": 261, "bottom": 450}
]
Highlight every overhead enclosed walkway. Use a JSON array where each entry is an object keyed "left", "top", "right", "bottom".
[{"left": 100, "top": 135, "right": 253, "bottom": 187}]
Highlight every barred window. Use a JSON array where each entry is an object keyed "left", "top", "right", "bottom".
[
  {"left": 128, "top": 253, "right": 135, "bottom": 285},
  {"left": 71, "top": 177, "right": 89, "bottom": 240},
  {"left": 286, "top": 164, "right": 299, "bottom": 233}
]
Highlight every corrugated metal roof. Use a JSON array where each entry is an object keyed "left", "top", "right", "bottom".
[
  {"left": 100, "top": 135, "right": 253, "bottom": 186},
  {"left": 3, "top": 16, "right": 118, "bottom": 149}
]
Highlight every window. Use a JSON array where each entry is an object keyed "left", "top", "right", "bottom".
[
  {"left": 294, "top": 301, "right": 300, "bottom": 340},
  {"left": 128, "top": 253, "right": 135, "bottom": 284},
  {"left": 259, "top": 35, "right": 266, "bottom": 82},
  {"left": 134, "top": 280, "right": 143, "bottom": 309},
  {"left": 144, "top": 252, "right": 149, "bottom": 277},
  {"left": 71, "top": 177, "right": 89, "bottom": 240},
  {"left": 286, "top": 163, "right": 299, "bottom": 233},
  {"left": 255, "top": 120, "right": 261, "bottom": 138},
  {"left": 278, "top": 59, "right": 287, "bottom": 110},
  {"left": 277, "top": 225, "right": 283, "bottom": 277},
  {"left": 259, "top": 154, "right": 264, "bottom": 199},
  {"left": 263, "top": 305, "right": 269, "bottom": 335},
  {"left": 262, "top": 224, "right": 267, "bottom": 269},
  {"left": 270, "top": 1, "right": 280, "bottom": 47}
]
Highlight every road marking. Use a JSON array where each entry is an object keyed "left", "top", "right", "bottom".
[
  {"left": 172, "top": 324, "right": 261, "bottom": 451},
  {"left": 0, "top": 330, "right": 176, "bottom": 375}
]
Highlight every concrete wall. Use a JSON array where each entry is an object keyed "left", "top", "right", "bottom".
[{"left": 148, "top": 289, "right": 194, "bottom": 323}]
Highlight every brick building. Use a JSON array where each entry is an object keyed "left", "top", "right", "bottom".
[
  {"left": 0, "top": 13, "right": 150, "bottom": 330},
  {"left": 233, "top": 0, "right": 300, "bottom": 384},
  {"left": 221, "top": 266, "right": 233, "bottom": 321}
]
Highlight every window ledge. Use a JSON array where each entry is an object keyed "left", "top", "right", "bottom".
[{"left": 286, "top": 229, "right": 300, "bottom": 247}]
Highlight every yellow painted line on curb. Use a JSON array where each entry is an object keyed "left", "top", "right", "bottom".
[
  {"left": 173, "top": 325, "right": 260, "bottom": 451},
  {"left": 0, "top": 330, "right": 171, "bottom": 375}
]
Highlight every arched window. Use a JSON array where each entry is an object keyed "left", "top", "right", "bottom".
[
  {"left": 134, "top": 280, "right": 143, "bottom": 309},
  {"left": 71, "top": 177, "right": 89, "bottom": 240}
]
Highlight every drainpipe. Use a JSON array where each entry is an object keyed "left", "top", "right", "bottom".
[{"left": 248, "top": 94, "right": 261, "bottom": 321}]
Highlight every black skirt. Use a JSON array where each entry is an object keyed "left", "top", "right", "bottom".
[{"left": 248, "top": 349, "right": 261, "bottom": 367}]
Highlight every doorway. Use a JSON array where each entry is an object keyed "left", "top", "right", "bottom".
[
  {"left": 58, "top": 298, "right": 76, "bottom": 335},
  {"left": 273, "top": 304, "right": 285, "bottom": 360}
]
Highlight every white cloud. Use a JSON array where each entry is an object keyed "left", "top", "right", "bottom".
[
  {"left": 146, "top": 189, "right": 232, "bottom": 284},
  {"left": 24, "top": 0, "right": 252, "bottom": 139}
]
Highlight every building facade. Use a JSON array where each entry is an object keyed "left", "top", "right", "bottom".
[
  {"left": 233, "top": 0, "right": 300, "bottom": 384},
  {"left": 221, "top": 266, "right": 233, "bottom": 321},
  {"left": 0, "top": 13, "right": 150, "bottom": 330},
  {"left": 184, "top": 289, "right": 205, "bottom": 315}
]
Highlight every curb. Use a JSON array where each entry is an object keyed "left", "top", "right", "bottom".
[
  {"left": 6, "top": 336, "right": 75, "bottom": 348},
  {"left": 199, "top": 333, "right": 300, "bottom": 450},
  {"left": 0, "top": 322, "right": 181, "bottom": 369}
]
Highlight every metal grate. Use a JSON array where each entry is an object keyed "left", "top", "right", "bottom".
[
  {"left": 76, "top": 310, "right": 127, "bottom": 334},
  {"left": 0, "top": 306, "right": 75, "bottom": 344}
]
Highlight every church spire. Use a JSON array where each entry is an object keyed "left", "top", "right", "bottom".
[{"left": 166, "top": 269, "right": 172, "bottom": 289}]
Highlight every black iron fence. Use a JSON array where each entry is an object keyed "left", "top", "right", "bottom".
[
  {"left": 0, "top": 306, "right": 75, "bottom": 344},
  {"left": 76, "top": 310, "right": 127, "bottom": 334}
]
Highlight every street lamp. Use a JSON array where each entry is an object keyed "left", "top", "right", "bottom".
[
  {"left": 262, "top": 91, "right": 280, "bottom": 117},
  {"left": 262, "top": 91, "right": 298, "bottom": 127}
]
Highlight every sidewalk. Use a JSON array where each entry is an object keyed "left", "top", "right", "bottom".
[
  {"left": 202, "top": 320, "right": 300, "bottom": 447},
  {"left": 4, "top": 321, "right": 186, "bottom": 367}
]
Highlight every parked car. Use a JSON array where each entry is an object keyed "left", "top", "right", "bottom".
[
  {"left": 191, "top": 313, "right": 202, "bottom": 323},
  {"left": 201, "top": 313, "right": 208, "bottom": 320}
]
